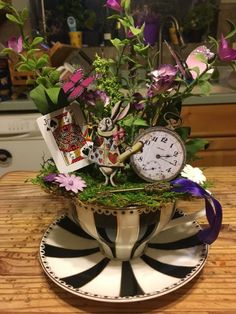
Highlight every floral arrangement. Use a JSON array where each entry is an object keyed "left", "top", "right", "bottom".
[{"left": 1, "top": 0, "right": 236, "bottom": 243}]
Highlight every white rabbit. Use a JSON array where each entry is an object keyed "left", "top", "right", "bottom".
[{"left": 81, "top": 101, "right": 129, "bottom": 186}]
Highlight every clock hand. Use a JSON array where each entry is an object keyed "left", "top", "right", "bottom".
[
  {"left": 156, "top": 154, "right": 172, "bottom": 159},
  {"left": 159, "top": 157, "right": 176, "bottom": 166}
]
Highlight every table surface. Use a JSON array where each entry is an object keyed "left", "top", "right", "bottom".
[{"left": 0, "top": 167, "right": 236, "bottom": 314}]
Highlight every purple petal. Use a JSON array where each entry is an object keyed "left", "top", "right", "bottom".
[
  {"left": 7, "top": 36, "right": 23, "bottom": 53},
  {"left": 148, "top": 64, "right": 177, "bottom": 95},
  {"left": 43, "top": 173, "right": 58, "bottom": 182},
  {"left": 219, "top": 34, "right": 236, "bottom": 61},
  {"left": 106, "top": 0, "right": 122, "bottom": 12}
]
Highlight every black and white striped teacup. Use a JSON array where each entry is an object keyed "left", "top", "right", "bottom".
[{"left": 71, "top": 200, "right": 205, "bottom": 261}]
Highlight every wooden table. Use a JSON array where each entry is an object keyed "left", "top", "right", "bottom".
[{"left": 0, "top": 167, "right": 236, "bottom": 313}]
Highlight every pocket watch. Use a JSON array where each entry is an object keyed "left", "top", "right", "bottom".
[{"left": 130, "top": 127, "right": 186, "bottom": 182}]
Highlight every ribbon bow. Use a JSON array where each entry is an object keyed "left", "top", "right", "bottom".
[
  {"left": 171, "top": 178, "right": 222, "bottom": 245},
  {"left": 113, "top": 128, "right": 125, "bottom": 142}
]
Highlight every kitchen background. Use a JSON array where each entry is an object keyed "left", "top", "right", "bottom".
[{"left": 0, "top": 0, "right": 236, "bottom": 176}]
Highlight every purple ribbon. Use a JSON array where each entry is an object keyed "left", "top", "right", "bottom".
[{"left": 171, "top": 178, "right": 222, "bottom": 245}]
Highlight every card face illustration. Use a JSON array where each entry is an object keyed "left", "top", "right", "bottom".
[{"left": 37, "top": 103, "right": 91, "bottom": 173}]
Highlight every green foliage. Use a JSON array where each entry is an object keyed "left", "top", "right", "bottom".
[
  {"left": 183, "top": 0, "right": 218, "bottom": 32},
  {"left": 32, "top": 159, "right": 188, "bottom": 208},
  {"left": 93, "top": 55, "right": 123, "bottom": 106},
  {"left": 1, "top": 1, "right": 63, "bottom": 114},
  {"left": 186, "top": 138, "right": 209, "bottom": 162},
  {"left": 29, "top": 85, "right": 68, "bottom": 114}
]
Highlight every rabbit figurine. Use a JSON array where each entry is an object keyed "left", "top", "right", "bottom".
[{"left": 81, "top": 101, "right": 130, "bottom": 186}]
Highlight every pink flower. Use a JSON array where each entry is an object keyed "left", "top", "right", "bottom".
[
  {"left": 7, "top": 36, "right": 23, "bottom": 53},
  {"left": 219, "top": 34, "right": 236, "bottom": 61},
  {"left": 106, "top": 0, "right": 122, "bottom": 12},
  {"left": 55, "top": 174, "right": 86, "bottom": 193}
]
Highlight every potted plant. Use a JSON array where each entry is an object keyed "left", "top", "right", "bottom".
[
  {"left": 1, "top": 0, "right": 236, "bottom": 302},
  {"left": 183, "top": 0, "right": 219, "bottom": 42},
  {"left": 44, "top": 0, "right": 86, "bottom": 45}
]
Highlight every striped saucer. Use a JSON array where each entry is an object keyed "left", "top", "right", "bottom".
[{"left": 39, "top": 210, "right": 208, "bottom": 302}]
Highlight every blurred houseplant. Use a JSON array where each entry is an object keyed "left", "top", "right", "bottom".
[
  {"left": 183, "top": 0, "right": 219, "bottom": 42},
  {"left": 1, "top": 0, "right": 236, "bottom": 259},
  {"left": 45, "top": 0, "right": 86, "bottom": 44}
]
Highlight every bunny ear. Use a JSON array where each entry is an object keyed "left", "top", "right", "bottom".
[
  {"left": 113, "top": 103, "right": 130, "bottom": 122},
  {"left": 111, "top": 101, "right": 122, "bottom": 120}
]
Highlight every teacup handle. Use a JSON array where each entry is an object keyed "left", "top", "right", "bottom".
[{"left": 162, "top": 208, "right": 205, "bottom": 231}]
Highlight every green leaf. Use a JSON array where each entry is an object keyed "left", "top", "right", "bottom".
[
  {"left": 29, "top": 85, "right": 50, "bottom": 115},
  {"left": 129, "top": 26, "right": 142, "bottom": 36},
  {"left": 122, "top": 114, "right": 134, "bottom": 127},
  {"left": 133, "top": 43, "right": 148, "bottom": 55},
  {"left": 27, "top": 59, "right": 37, "bottom": 68},
  {"left": 1, "top": 48, "right": 13, "bottom": 55},
  {"left": 133, "top": 117, "right": 148, "bottom": 126},
  {"left": 45, "top": 87, "right": 61, "bottom": 105},
  {"left": 199, "top": 81, "right": 212, "bottom": 95},
  {"left": 119, "top": 17, "right": 130, "bottom": 28},
  {"left": 27, "top": 48, "right": 41, "bottom": 56},
  {"left": 36, "top": 57, "right": 48, "bottom": 69},
  {"left": 208, "top": 36, "right": 219, "bottom": 48},
  {"left": 19, "top": 54, "right": 27, "bottom": 62},
  {"left": 6, "top": 13, "right": 22, "bottom": 25},
  {"left": 0, "top": 1, "right": 8, "bottom": 9},
  {"left": 44, "top": 87, "right": 68, "bottom": 111},
  {"left": 186, "top": 138, "right": 208, "bottom": 162},
  {"left": 225, "top": 19, "right": 236, "bottom": 39},
  {"left": 21, "top": 7, "right": 29, "bottom": 22},
  {"left": 175, "top": 127, "right": 191, "bottom": 142},
  {"left": 110, "top": 38, "right": 124, "bottom": 49},
  {"left": 122, "top": 0, "right": 131, "bottom": 11},
  {"left": 36, "top": 77, "right": 49, "bottom": 87},
  {"left": 42, "top": 66, "right": 55, "bottom": 76},
  {"left": 200, "top": 72, "right": 213, "bottom": 81},
  {"left": 31, "top": 37, "right": 44, "bottom": 47},
  {"left": 49, "top": 70, "right": 60, "bottom": 84},
  {"left": 107, "top": 14, "right": 121, "bottom": 20},
  {"left": 26, "top": 78, "right": 35, "bottom": 85},
  {"left": 17, "top": 64, "right": 32, "bottom": 72}
]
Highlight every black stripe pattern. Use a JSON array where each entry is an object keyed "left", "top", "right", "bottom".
[{"left": 39, "top": 213, "right": 208, "bottom": 302}]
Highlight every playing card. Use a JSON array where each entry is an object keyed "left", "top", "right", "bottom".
[{"left": 37, "top": 103, "right": 91, "bottom": 173}]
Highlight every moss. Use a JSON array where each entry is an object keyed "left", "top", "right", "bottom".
[{"left": 29, "top": 159, "right": 189, "bottom": 208}]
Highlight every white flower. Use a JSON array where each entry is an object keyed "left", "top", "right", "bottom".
[{"left": 181, "top": 164, "right": 206, "bottom": 185}]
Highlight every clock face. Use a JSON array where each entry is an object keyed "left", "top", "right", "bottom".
[{"left": 130, "top": 127, "right": 186, "bottom": 182}]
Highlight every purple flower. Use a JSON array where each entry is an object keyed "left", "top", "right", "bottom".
[
  {"left": 43, "top": 173, "right": 57, "bottom": 182},
  {"left": 81, "top": 90, "right": 109, "bottom": 107},
  {"left": 54, "top": 173, "right": 86, "bottom": 193},
  {"left": 148, "top": 64, "right": 178, "bottom": 96},
  {"left": 97, "top": 90, "right": 110, "bottom": 106},
  {"left": 219, "top": 34, "right": 236, "bottom": 61},
  {"left": 7, "top": 36, "right": 23, "bottom": 53},
  {"left": 106, "top": 0, "right": 122, "bottom": 12}
]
